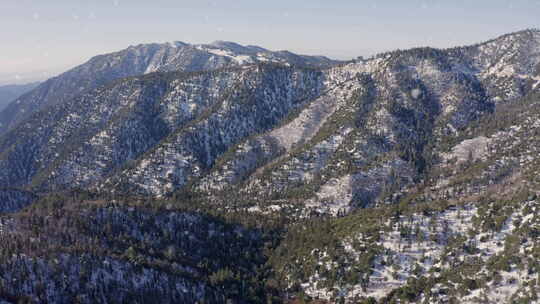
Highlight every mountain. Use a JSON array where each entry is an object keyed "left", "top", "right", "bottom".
[
  {"left": 0, "top": 29, "right": 540, "bottom": 303},
  {"left": 2, "top": 30, "right": 538, "bottom": 199},
  {"left": 0, "top": 82, "right": 40, "bottom": 111},
  {"left": 0, "top": 41, "right": 339, "bottom": 134}
]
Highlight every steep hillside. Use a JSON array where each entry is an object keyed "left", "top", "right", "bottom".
[
  {"left": 0, "top": 30, "right": 540, "bottom": 304},
  {"left": 1, "top": 31, "right": 539, "bottom": 206},
  {"left": 270, "top": 91, "right": 540, "bottom": 303},
  {"left": 0, "top": 41, "right": 338, "bottom": 134}
]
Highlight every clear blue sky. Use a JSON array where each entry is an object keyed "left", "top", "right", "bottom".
[{"left": 1, "top": 0, "right": 539, "bottom": 85}]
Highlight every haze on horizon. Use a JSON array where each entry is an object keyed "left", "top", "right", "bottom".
[{"left": 1, "top": 0, "right": 539, "bottom": 85}]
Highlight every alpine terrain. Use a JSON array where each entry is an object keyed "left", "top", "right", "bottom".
[{"left": 1, "top": 29, "right": 540, "bottom": 303}]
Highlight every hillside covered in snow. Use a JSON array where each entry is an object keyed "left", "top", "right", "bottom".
[{"left": 0, "top": 29, "right": 540, "bottom": 303}]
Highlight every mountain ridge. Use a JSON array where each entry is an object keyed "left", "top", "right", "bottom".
[
  {"left": 0, "top": 40, "right": 340, "bottom": 135},
  {"left": 0, "top": 30, "right": 538, "bottom": 201},
  {"left": 1, "top": 30, "right": 540, "bottom": 303}
]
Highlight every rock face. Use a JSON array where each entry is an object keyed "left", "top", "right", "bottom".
[{"left": 1, "top": 30, "right": 540, "bottom": 303}]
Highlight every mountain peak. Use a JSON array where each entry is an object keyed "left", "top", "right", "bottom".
[
  {"left": 168, "top": 41, "right": 188, "bottom": 48},
  {"left": 206, "top": 40, "right": 268, "bottom": 54},
  {"left": 209, "top": 40, "right": 244, "bottom": 48}
]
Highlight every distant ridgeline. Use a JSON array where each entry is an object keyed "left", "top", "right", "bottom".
[{"left": 0, "top": 82, "right": 39, "bottom": 112}]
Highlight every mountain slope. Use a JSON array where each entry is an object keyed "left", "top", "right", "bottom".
[
  {"left": 117, "top": 30, "right": 540, "bottom": 206},
  {"left": 1, "top": 30, "right": 540, "bottom": 304},
  {"left": 0, "top": 82, "right": 39, "bottom": 111},
  {"left": 1, "top": 30, "right": 539, "bottom": 205},
  {"left": 271, "top": 90, "right": 540, "bottom": 303},
  {"left": 0, "top": 65, "right": 325, "bottom": 192},
  {"left": 0, "top": 192, "right": 274, "bottom": 303},
  {"left": 0, "top": 41, "right": 338, "bottom": 134}
]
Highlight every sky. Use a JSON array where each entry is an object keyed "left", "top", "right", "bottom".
[{"left": 1, "top": 0, "right": 539, "bottom": 85}]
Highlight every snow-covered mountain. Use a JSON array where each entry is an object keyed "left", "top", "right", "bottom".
[
  {"left": 2, "top": 30, "right": 538, "bottom": 198},
  {"left": 0, "top": 41, "right": 339, "bottom": 134},
  {"left": 1, "top": 29, "right": 540, "bottom": 303}
]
